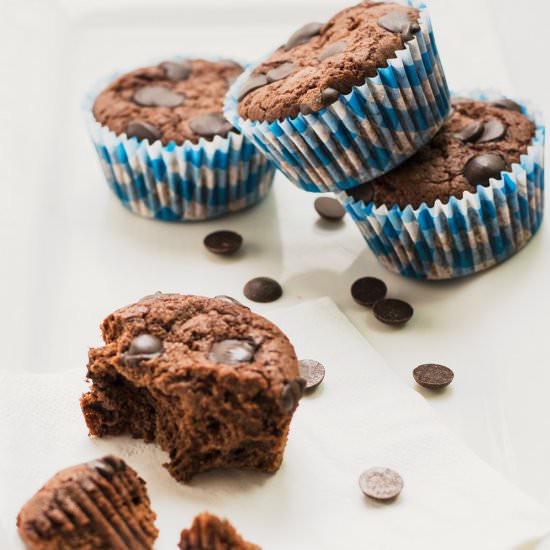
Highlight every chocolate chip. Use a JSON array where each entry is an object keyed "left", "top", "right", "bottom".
[
  {"left": 476, "top": 119, "right": 507, "bottom": 143},
  {"left": 298, "top": 359, "right": 325, "bottom": 392},
  {"left": 238, "top": 74, "right": 269, "bottom": 101},
  {"left": 203, "top": 230, "right": 243, "bottom": 255},
  {"left": 351, "top": 277, "right": 387, "bottom": 307},
  {"left": 463, "top": 153, "right": 507, "bottom": 186},
  {"left": 243, "top": 277, "right": 282, "bottom": 303},
  {"left": 139, "top": 291, "right": 164, "bottom": 301},
  {"left": 377, "top": 12, "right": 420, "bottom": 41},
  {"left": 359, "top": 467, "right": 404, "bottom": 501},
  {"left": 88, "top": 456, "right": 124, "bottom": 480},
  {"left": 413, "top": 363, "right": 454, "bottom": 389},
  {"left": 300, "top": 103, "right": 314, "bottom": 115},
  {"left": 189, "top": 113, "right": 233, "bottom": 139},
  {"left": 213, "top": 295, "right": 248, "bottom": 308},
  {"left": 285, "top": 22, "right": 323, "bottom": 51},
  {"left": 314, "top": 197, "right": 346, "bottom": 221},
  {"left": 280, "top": 378, "right": 306, "bottom": 411},
  {"left": 317, "top": 40, "right": 347, "bottom": 62},
  {"left": 218, "top": 59, "right": 243, "bottom": 71},
  {"left": 491, "top": 98, "right": 522, "bottom": 113},
  {"left": 321, "top": 87, "right": 340, "bottom": 105},
  {"left": 454, "top": 121, "right": 484, "bottom": 143},
  {"left": 125, "top": 334, "right": 163, "bottom": 366},
  {"left": 159, "top": 60, "right": 192, "bottom": 81},
  {"left": 209, "top": 339, "right": 256, "bottom": 365},
  {"left": 373, "top": 299, "right": 413, "bottom": 325},
  {"left": 352, "top": 182, "right": 374, "bottom": 204},
  {"left": 266, "top": 62, "right": 295, "bottom": 83},
  {"left": 126, "top": 120, "right": 161, "bottom": 143},
  {"left": 133, "top": 85, "right": 184, "bottom": 108}
]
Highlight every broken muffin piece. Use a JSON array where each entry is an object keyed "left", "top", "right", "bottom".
[
  {"left": 17, "top": 455, "right": 158, "bottom": 550},
  {"left": 179, "top": 512, "right": 261, "bottom": 550},
  {"left": 80, "top": 293, "right": 303, "bottom": 483}
]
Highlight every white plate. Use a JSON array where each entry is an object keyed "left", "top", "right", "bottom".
[{"left": 0, "top": 0, "right": 549, "bottom": 517}]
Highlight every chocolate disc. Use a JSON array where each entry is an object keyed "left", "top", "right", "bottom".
[
  {"left": 280, "top": 378, "right": 306, "bottom": 411},
  {"left": 209, "top": 339, "right": 256, "bottom": 365},
  {"left": 133, "top": 85, "right": 184, "bottom": 108},
  {"left": 314, "top": 197, "right": 346, "bottom": 221},
  {"left": 284, "top": 22, "right": 323, "bottom": 51},
  {"left": 351, "top": 277, "right": 387, "bottom": 307},
  {"left": 300, "top": 103, "right": 314, "bottom": 115},
  {"left": 491, "top": 98, "right": 522, "bottom": 113},
  {"left": 373, "top": 298, "right": 413, "bottom": 325},
  {"left": 126, "top": 120, "right": 161, "bottom": 143},
  {"left": 377, "top": 12, "right": 420, "bottom": 41},
  {"left": 189, "top": 113, "right": 233, "bottom": 139},
  {"left": 321, "top": 87, "right": 340, "bottom": 105},
  {"left": 159, "top": 60, "right": 192, "bottom": 81},
  {"left": 203, "top": 230, "right": 243, "bottom": 255},
  {"left": 266, "top": 62, "right": 295, "bottom": 83},
  {"left": 413, "top": 363, "right": 454, "bottom": 389},
  {"left": 125, "top": 334, "right": 163, "bottom": 366},
  {"left": 454, "top": 121, "right": 484, "bottom": 143},
  {"left": 298, "top": 359, "right": 325, "bottom": 391},
  {"left": 476, "top": 119, "right": 507, "bottom": 143},
  {"left": 317, "top": 40, "right": 347, "bottom": 62},
  {"left": 463, "top": 153, "right": 507, "bottom": 186},
  {"left": 243, "top": 277, "right": 282, "bottom": 303},
  {"left": 213, "top": 295, "right": 248, "bottom": 308},
  {"left": 238, "top": 74, "right": 268, "bottom": 101},
  {"left": 359, "top": 467, "right": 404, "bottom": 501}
]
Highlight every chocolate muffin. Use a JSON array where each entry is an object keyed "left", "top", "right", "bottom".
[
  {"left": 178, "top": 513, "right": 260, "bottom": 550},
  {"left": 80, "top": 294, "right": 303, "bottom": 483},
  {"left": 347, "top": 98, "right": 535, "bottom": 208},
  {"left": 238, "top": 1, "right": 420, "bottom": 122},
  {"left": 93, "top": 59, "right": 242, "bottom": 145},
  {"left": 17, "top": 456, "right": 158, "bottom": 550}
]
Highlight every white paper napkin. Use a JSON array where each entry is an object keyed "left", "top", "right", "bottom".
[{"left": 1, "top": 298, "right": 549, "bottom": 549}]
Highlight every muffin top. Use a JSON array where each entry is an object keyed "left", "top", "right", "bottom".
[
  {"left": 93, "top": 59, "right": 243, "bottom": 145},
  {"left": 237, "top": 1, "right": 420, "bottom": 122},
  {"left": 347, "top": 98, "right": 535, "bottom": 209}
]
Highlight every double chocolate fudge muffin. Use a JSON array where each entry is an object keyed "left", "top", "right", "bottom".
[
  {"left": 238, "top": 1, "right": 420, "bottom": 122},
  {"left": 17, "top": 456, "right": 158, "bottom": 550},
  {"left": 347, "top": 98, "right": 535, "bottom": 208},
  {"left": 93, "top": 59, "right": 242, "bottom": 144},
  {"left": 179, "top": 513, "right": 260, "bottom": 550},
  {"left": 81, "top": 293, "right": 303, "bottom": 483}
]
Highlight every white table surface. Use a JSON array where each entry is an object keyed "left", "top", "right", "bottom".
[{"left": 1, "top": 0, "right": 549, "bottom": 512}]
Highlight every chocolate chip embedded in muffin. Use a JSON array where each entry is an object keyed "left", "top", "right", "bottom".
[
  {"left": 17, "top": 456, "right": 158, "bottom": 550},
  {"left": 93, "top": 59, "right": 242, "bottom": 145},
  {"left": 238, "top": 2, "right": 420, "bottom": 121},
  {"left": 347, "top": 98, "right": 535, "bottom": 209},
  {"left": 178, "top": 512, "right": 261, "bottom": 550},
  {"left": 80, "top": 294, "right": 300, "bottom": 483}
]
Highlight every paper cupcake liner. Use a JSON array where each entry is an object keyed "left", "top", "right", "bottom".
[
  {"left": 340, "top": 90, "right": 545, "bottom": 280},
  {"left": 224, "top": 0, "right": 450, "bottom": 194},
  {"left": 83, "top": 63, "right": 275, "bottom": 222}
]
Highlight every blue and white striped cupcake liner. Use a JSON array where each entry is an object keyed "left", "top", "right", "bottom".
[
  {"left": 83, "top": 63, "right": 275, "bottom": 222},
  {"left": 340, "top": 91, "right": 545, "bottom": 280},
  {"left": 224, "top": 0, "right": 450, "bottom": 194}
]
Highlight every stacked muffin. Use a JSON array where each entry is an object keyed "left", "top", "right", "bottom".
[{"left": 224, "top": 1, "right": 544, "bottom": 279}]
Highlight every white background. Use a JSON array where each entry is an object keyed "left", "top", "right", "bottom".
[{"left": 0, "top": 0, "right": 550, "bottom": 510}]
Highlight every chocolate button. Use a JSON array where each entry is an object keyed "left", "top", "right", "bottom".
[
  {"left": 454, "top": 121, "right": 484, "bottom": 143},
  {"left": 159, "top": 60, "right": 192, "bottom": 81},
  {"left": 298, "top": 359, "right": 325, "bottom": 392},
  {"left": 351, "top": 277, "right": 387, "bottom": 307},
  {"left": 321, "top": 87, "right": 340, "bottom": 105},
  {"left": 266, "top": 62, "right": 295, "bottom": 83},
  {"left": 373, "top": 299, "right": 413, "bottom": 325},
  {"left": 491, "top": 98, "right": 522, "bottom": 113},
  {"left": 280, "top": 378, "right": 306, "bottom": 411},
  {"left": 359, "top": 467, "right": 404, "bottom": 501},
  {"left": 476, "top": 119, "right": 507, "bottom": 143},
  {"left": 125, "top": 334, "right": 163, "bottom": 366},
  {"left": 353, "top": 182, "right": 374, "bottom": 204},
  {"left": 209, "top": 339, "right": 256, "bottom": 365},
  {"left": 203, "top": 230, "right": 243, "bottom": 255},
  {"left": 314, "top": 197, "right": 346, "bottom": 221},
  {"left": 463, "top": 153, "right": 507, "bottom": 186},
  {"left": 377, "top": 12, "right": 420, "bottom": 41},
  {"left": 299, "top": 103, "right": 314, "bottom": 115},
  {"left": 413, "top": 363, "right": 454, "bottom": 389},
  {"left": 126, "top": 120, "right": 161, "bottom": 143},
  {"left": 213, "top": 295, "right": 248, "bottom": 308},
  {"left": 238, "top": 74, "right": 268, "bottom": 101},
  {"left": 189, "top": 113, "right": 233, "bottom": 139},
  {"left": 133, "top": 85, "right": 184, "bottom": 108},
  {"left": 243, "top": 277, "right": 282, "bottom": 303},
  {"left": 285, "top": 22, "right": 323, "bottom": 51},
  {"left": 317, "top": 40, "right": 347, "bottom": 62}
]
